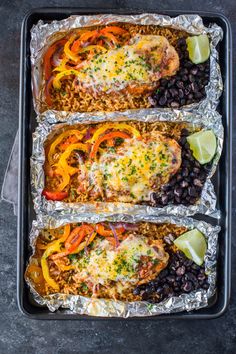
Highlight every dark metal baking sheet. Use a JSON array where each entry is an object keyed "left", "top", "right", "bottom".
[{"left": 17, "top": 7, "right": 232, "bottom": 319}]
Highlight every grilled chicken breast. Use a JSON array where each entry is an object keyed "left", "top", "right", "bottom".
[
  {"left": 73, "top": 235, "right": 169, "bottom": 298},
  {"left": 88, "top": 133, "right": 182, "bottom": 203},
  {"left": 75, "top": 35, "right": 179, "bottom": 94}
]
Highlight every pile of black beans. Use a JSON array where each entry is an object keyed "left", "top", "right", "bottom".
[
  {"left": 151, "top": 128, "right": 211, "bottom": 207},
  {"left": 133, "top": 247, "right": 209, "bottom": 303},
  {"left": 151, "top": 37, "right": 210, "bottom": 108}
]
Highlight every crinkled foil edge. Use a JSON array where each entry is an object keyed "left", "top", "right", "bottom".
[
  {"left": 30, "top": 13, "right": 223, "bottom": 116},
  {"left": 26, "top": 214, "right": 220, "bottom": 317},
  {"left": 31, "top": 109, "right": 223, "bottom": 218}
]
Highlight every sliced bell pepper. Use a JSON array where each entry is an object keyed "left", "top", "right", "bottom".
[
  {"left": 71, "top": 30, "right": 99, "bottom": 52},
  {"left": 27, "top": 264, "right": 44, "bottom": 284},
  {"left": 53, "top": 69, "right": 81, "bottom": 90},
  {"left": 42, "top": 190, "right": 68, "bottom": 201},
  {"left": 71, "top": 231, "right": 97, "bottom": 255},
  {"left": 64, "top": 34, "right": 82, "bottom": 62},
  {"left": 89, "top": 131, "right": 130, "bottom": 160},
  {"left": 43, "top": 39, "right": 67, "bottom": 81},
  {"left": 41, "top": 225, "right": 70, "bottom": 290},
  {"left": 100, "top": 26, "right": 129, "bottom": 35},
  {"left": 95, "top": 224, "right": 125, "bottom": 237},
  {"left": 58, "top": 142, "right": 88, "bottom": 176},
  {"left": 51, "top": 224, "right": 94, "bottom": 259},
  {"left": 99, "top": 32, "right": 118, "bottom": 45},
  {"left": 89, "top": 123, "right": 141, "bottom": 144},
  {"left": 48, "top": 129, "right": 86, "bottom": 165}
]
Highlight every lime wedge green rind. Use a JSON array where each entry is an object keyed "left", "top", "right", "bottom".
[
  {"left": 187, "top": 130, "right": 216, "bottom": 165},
  {"left": 174, "top": 229, "right": 207, "bottom": 266},
  {"left": 186, "top": 34, "right": 210, "bottom": 64}
]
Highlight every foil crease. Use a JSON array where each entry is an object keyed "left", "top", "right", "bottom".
[
  {"left": 30, "top": 13, "right": 223, "bottom": 116},
  {"left": 31, "top": 109, "right": 223, "bottom": 218},
  {"left": 26, "top": 214, "right": 220, "bottom": 317}
]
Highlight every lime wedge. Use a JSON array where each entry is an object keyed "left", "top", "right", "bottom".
[
  {"left": 174, "top": 229, "right": 207, "bottom": 266},
  {"left": 187, "top": 130, "right": 216, "bottom": 164},
  {"left": 186, "top": 34, "right": 210, "bottom": 64}
]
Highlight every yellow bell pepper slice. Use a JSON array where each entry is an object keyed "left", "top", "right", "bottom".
[
  {"left": 58, "top": 143, "right": 88, "bottom": 176},
  {"left": 64, "top": 34, "right": 81, "bottom": 62},
  {"left": 48, "top": 129, "right": 85, "bottom": 165},
  {"left": 41, "top": 224, "right": 70, "bottom": 291},
  {"left": 53, "top": 165, "right": 70, "bottom": 192},
  {"left": 89, "top": 123, "right": 141, "bottom": 144},
  {"left": 78, "top": 45, "right": 107, "bottom": 54},
  {"left": 53, "top": 69, "right": 81, "bottom": 90}
]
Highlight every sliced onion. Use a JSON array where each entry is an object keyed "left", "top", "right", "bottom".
[
  {"left": 52, "top": 47, "right": 63, "bottom": 67},
  {"left": 109, "top": 223, "right": 120, "bottom": 248}
]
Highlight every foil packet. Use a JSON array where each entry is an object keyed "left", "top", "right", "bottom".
[
  {"left": 26, "top": 214, "right": 220, "bottom": 317},
  {"left": 31, "top": 109, "right": 223, "bottom": 218},
  {"left": 30, "top": 13, "right": 223, "bottom": 116}
]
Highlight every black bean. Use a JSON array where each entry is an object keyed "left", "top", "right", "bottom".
[
  {"left": 159, "top": 269, "right": 169, "bottom": 279},
  {"left": 193, "top": 178, "right": 203, "bottom": 187},
  {"left": 176, "top": 80, "right": 184, "bottom": 89},
  {"left": 182, "top": 281, "right": 193, "bottom": 292},
  {"left": 178, "top": 89, "right": 184, "bottom": 98},
  {"left": 133, "top": 287, "right": 141, "bottom": 295},
  {"left": 161, "top": 194, "right": 169, "bottom": 205},
  {"left": 184, "top": 61, "right": 193, "bottom": 69},
  {"left": 184, "top": 259, "right": 193, "bottom": 267},
  {"left": 159, "top": 95, "right": 167, "bottom": 106},
  {"left": 167, "top": 78, "right": 175, "bottom": 87},
  {"left": 176, "top": 266, "right": 186, "bottom": 276},
  {"left": 182, "top": 167, "right": 189, "bottom": 177},
  {"left": 182, "top": 74, "right": 189, "bottom": 82},
  {"left": 190, "top": 67, "right": 198, "bottom": 75},
  {"left": 169, "top": 88, "right": 178, "bottom": 97},
  {"left": 188, "top": 186, "right": 197, "bottom": 197},
  {"left": 180, "top": 180, "right": 189, "bottom": 188},
  {"left": 198, "top": 64, "right": 205, "bottom": 71},
  {"left": 180, "top": 98, "right": 186, "bottom": 105},
  {"left": 174, "top": 187, "right": 183, "bottom": 197},
  {"left": 166, "top": 275, "right": 176, "bottom": 283},
  {"left": 188, "top": 74, "right": 195, "bottom": 83},
  {"left": 198, "top": 274, "right": 206, "bottom": 281}
]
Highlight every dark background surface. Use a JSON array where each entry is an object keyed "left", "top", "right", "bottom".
[{"left": 0, "top": 0, "right": 235, "bottom": 353}]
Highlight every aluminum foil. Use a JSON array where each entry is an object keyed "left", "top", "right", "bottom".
[
  {"left": 30, "top": 13, "right": 223, "bottom": 115},
  {"left": 26, "top": 214, "right": 220, "bottom": 317},
  {"left": 31, "top": 109, "right": 223, "bottom": 218}
]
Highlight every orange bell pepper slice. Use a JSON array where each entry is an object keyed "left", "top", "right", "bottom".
[
  {"left": 100, "top": 26, "right": 128, "bottom": 35},
  {"left": 51, "top": 224, "right": 94, "bottom": 259},
  {"left": 95, "top": 224, "right": 125, "bottom": 237},
  {"left": 89, "top": 131, "right": 130, "bottom": 160},
  {"left": 71, "top": 30, "right": 99, "bottom": 52}
]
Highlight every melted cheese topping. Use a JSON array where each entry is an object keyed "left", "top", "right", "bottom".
[
  {"left": 76, "top": 235, "right": 158, "bottom": 285},
  {"left": 88, "top": 137, "right": 181, "bottom": 202},
  {"left": 76, "top": 35, "right": 178, "bottom": 91}
]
